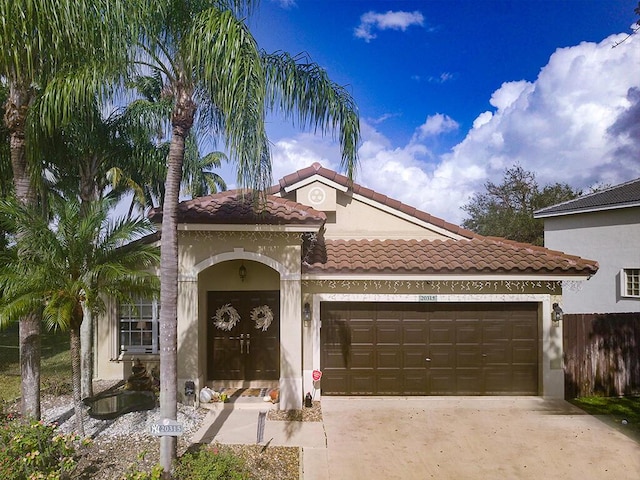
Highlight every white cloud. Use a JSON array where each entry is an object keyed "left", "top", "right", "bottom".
[
  {"left": 354, "top": 10, "right": 424, "bottom": 42},
  {"left": 414, "top": 114, "right": 459, "bottom": 140},
  {"left": 266, "top": 31, "right": 640, "bottom": 226}
]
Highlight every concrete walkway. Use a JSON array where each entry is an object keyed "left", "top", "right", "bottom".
[
  {"left": 190, "top": 400, "right": 329, "bottom": 478},
  {"left": 192, "top": 396, "right": 640, "bottom": 479}
]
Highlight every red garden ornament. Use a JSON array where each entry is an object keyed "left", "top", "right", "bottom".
[{"left": 312, "top": 370, "right": 322, "bottom": 382}]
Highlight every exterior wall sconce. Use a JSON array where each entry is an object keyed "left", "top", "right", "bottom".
[
  {"left": 303, "top": 302, "right": 311, "bottom": 327},
  {"left": 552, "top": 303, "right": 564, "bottom": 325},
  {"left": 239, "top": 263, "right": 247, "bottom": 282}
]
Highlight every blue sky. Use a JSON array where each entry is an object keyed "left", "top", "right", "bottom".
[{"left": 221, "top": 0, "right": 640, "bottom": 224}]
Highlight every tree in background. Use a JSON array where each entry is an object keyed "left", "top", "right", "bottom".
[
  {"left": 461, "top": 165, "right": 580, "bottom": 246},
  {"left": 0, "top": 0, "right": 151, "bottom": 420},
  {"left": 0, "top": 197, "right": 159, "bottom": 435}
]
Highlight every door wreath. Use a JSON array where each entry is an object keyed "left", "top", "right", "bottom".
[
  {"left": 213, "top": 304, "right": 240, "bottom": 331},
  {"left": 251, "top": 305, "right": 273, "bottom": 332}
]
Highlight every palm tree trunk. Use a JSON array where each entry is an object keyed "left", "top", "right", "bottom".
[
  {"left": 80, "top": 303, "right": 94, "bottom": 399},
  {"left": 79, "top": 171, "right": 98, "bottom": 401},
  {"left": 5, "top": 82, "right": 41, "bottom": 420},
  {"left": 159, "top": 92, "right": 195, "bottom": 477},
  {"left": 70, "top": 323, "right": 85, "bottom": 437}
]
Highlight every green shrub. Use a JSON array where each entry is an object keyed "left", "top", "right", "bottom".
[
  {"left": 173, "top": 445, "right": 249, "bottom": 480},
  {"left": 0, "top": 418, "right": 78, "bottom": 479},
  {"left": 121, "top": 464, "right": 163, "bottom": 480}
]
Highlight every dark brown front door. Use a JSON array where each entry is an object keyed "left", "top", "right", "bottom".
[
  {"left": 208, "top": 291, "right": 279, "bottom": 381},
  {"left": 321, "top": 302, "right": 538, "bottom": 395}
]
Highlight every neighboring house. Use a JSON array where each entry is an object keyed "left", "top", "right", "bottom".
[
  {"left": 95, "top": 163, "right": 597, "bottom": 409},
  {"left": 534, "top": 178, "right": 640, "bottom": 396},
  {"left": 534, "top": 178, "right": 640, "bottom": 314}
]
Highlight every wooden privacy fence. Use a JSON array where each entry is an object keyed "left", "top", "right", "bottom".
[{"left": 563, "top": 313, "right": 640, "bottom": 398}]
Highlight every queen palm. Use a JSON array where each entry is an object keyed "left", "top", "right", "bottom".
[
  {"left": 0, "top": 197, "right": 160, "bottom": 435},
  {"left": 0, "top": 0, "right": 153, "bottom": 419},
  {"left": 141, "top": 2, "right": 360, "bottom": 471},
  {"left": 44, "top": 98, "right": 164, "bottom": 399}
]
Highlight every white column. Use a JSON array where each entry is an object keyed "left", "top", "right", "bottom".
[
  {"left": 279, "top": 276, "right": 303, "bottom": 409},
  {"left": 177, "top": 277, "right": 200, "bottom": 401}
]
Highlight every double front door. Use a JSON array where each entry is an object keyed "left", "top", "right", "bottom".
[{"left": 207, "top": 291, "right": 280, "bottom": 381}]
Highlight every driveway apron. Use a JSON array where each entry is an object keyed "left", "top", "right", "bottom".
[{"left": 320, "top": 396, "right": 640, "bottom": 480}]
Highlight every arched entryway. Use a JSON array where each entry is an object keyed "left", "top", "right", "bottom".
[{"left": 196, "top": 257, "right": 282, "bottom": 384}]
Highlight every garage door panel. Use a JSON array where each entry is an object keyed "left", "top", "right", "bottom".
[
  {"left": 377, "top": 350, "right": 401, "bottom": 368},
  {"left": 321, "top": 302, "right": 539, "bottom": 396},
  {"left": 351, "top": 349, "right": 374, "bottom": 368},
  {"left": 430, "top": 371, "right": 456, "bottom": 394},
  {"left": 513, "top": 344, "right": 537, "bottom": 364},
  {"left": 404, "top": 350, "right": 426, "bottom": 368},
  {"left": 484, "top": 344, "right": 510, "bottom": 364},
  {"left": 510, "top": 367, "right": 538, "bottom": 393},
  {"left": 377, "top": 323, "right": 401, "bottom": 344},
  {"left": 324, "top": 350, "right": 348, "bottom": 368},
  {"left": 513, "top": 323, "right": 537, "bottom": 339},
  {"left": 351, "top": 325, "right": 375, "bottom": 344},
  {"left": 456, "top": 323, "right": 482, "bottom": 343},
  {"left": 403, "top": 323, "right": 428, "bottom": 344},
  {"left": 456, "top": 346, "right": 483, "bottom": 366},
  {"left": 378, "top": 373, "right": 402, "bottom": 394},
  {"left": 351, "top": 372, "right": 375, "bottom": 394},
  {"left": 483, "top": 323, "right": 509, "bottom": 342},
  {"left": 457, "top": 370, "right": 483, "bottom": 394},
  {"left": 429, "top": 324, "right": 455, "bottom": 343},
  {"left": 428, "top": 348, "right": 454, "bottom": 367}
]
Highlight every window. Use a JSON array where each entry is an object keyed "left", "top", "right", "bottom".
[
  {"left": 622, "top": 269, "right": 640, "bottom": 298},
  {"left": 119, "top": 298, "right": 159, "bottom": 354}
]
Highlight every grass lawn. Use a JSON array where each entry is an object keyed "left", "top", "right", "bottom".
[
  {"left": 570, "top": 396, "right": 640, "bottom": 442},
  {"left": 0, "top": 324, "right": 71, "bottom": 404}
]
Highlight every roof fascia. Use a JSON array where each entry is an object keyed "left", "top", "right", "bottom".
[
  {"left": 177, "top": 223, "right": 322, "bottom": 233},
  {"left": 302, "top": 273, "right": 593, "bottom": 281},
  {"left": 534, "top": 202, "right": 640, "bottom": 218},
  {"left": 282, "top": 174, "right": 349, "bottom": 194},
  {"left": 350, "top": 192, "right": 466, "bottom": 240}
]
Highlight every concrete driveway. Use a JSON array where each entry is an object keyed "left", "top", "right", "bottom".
[{"left": 320, "top": 396, "right": 640, "bottom": 480}]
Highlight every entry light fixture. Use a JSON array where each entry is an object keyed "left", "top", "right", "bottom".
[
  {"left": 303, "top": 302, "right": 311, "bottom": 327},
  {"left": 552, "top": 303, "right": 564, "bottom": 324},
  {"left": 239, "top": 263, "right": 247, "bottom": 282}
]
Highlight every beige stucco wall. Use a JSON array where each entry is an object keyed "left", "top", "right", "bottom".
[{"left": 288, "top": 182, "right": 454, "bottom": 241}]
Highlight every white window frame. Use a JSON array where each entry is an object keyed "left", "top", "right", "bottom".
[
  {"left": 621, "top": 268, "right": 640, "bottom": 298},
  {"left": 119, "top": 298, "right": 159, "bottom": 354}
]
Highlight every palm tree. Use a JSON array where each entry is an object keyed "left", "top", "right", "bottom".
[
  {"left": 0, "top": 197, "right": 160, "bottom": 435},
  {"left": 140, "top": 2, "right": 360, "bottom": 471},
  {"left": 181, "top": 138, "right": 228, "bottom": 198},
  {"left": 0, "top": 0, "right": 152, "bottom": 420},
  {"left": 43, "top": 98, "right": 164, "bottom": 399}
]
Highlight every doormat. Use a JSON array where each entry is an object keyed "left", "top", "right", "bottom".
[{"left": 218, "top": 387, "right": 269, "bottom": 398}]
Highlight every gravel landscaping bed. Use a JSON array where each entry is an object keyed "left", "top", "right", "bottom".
[{"left": 32, "top": 382, "right": 320, "bottom": 479}]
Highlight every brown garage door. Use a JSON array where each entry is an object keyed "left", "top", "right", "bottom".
[{"left": 321, "top": 302, "right": 539, "bottom": 395}]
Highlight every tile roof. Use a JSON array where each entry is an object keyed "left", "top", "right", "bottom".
[
  {"left": 303, "top": 237, "right": 598, "bottom": 276},
  {"left": 534, "top": 177, "right": 640, "bottom": 217},
  {"left": 150, "top": 164, "right": 599, "bottom": 277},
  {"left": 149, "top": 190, "right": 326, "bottom": 226},
  {"left": 269, "top": 162, "right": 477, "bottom": 239}
]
